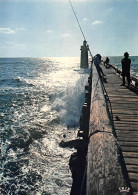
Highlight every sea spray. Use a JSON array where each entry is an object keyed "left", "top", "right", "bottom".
[{"left": 0, "top": 57, "right": 90, "bottom": 194}]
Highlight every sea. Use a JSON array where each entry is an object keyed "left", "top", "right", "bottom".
[{"left": 0, "top": 56, "right": 138, "bottom": 195}]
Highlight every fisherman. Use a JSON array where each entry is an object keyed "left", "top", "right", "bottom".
[
  {"left": 121, "top": 52, "right": 131, "bottom": 88},
  {"left": 104, "top": 57, "right": 110, "bottom": 68},
  {"left": 93, "top": 54, "right": 106, "bottom": 77}
]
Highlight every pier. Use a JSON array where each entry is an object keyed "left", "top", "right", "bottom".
[
  {"left": 87, "top": 59, "right": 138, "bottom": 195},
  {"left": 101, "top": 63, "right": 138, "bottom": 194},
  {"left": 64, "top": 2, "right": 138, "bottom": 193},
  {"left": 70, "top": 55, "right": 138, "bottom": 195}
]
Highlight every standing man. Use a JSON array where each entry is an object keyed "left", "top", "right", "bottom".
[{"left": 121, "top": 52, "right": 131, "bottom": 88}]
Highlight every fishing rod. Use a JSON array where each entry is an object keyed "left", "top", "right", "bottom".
[
  {"left": 69, "top": 0, "right": 93, "bottom": 59},
  {"left": 69, "top": 0, "right": 86, "bottom": 42}
]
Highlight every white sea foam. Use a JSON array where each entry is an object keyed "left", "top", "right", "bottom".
[{"left": 0, "top": 57, "right": 89, "bottom": 194}]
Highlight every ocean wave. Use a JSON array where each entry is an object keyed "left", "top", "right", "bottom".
[
  {"left": 0, "top": 57, "right": 88, "bottom": 195},
  {"left": 8, "top": 131, "right": 32, "bottom": 150},
  {"left": 50, "top": 75, "right": 88, "bottom": 127},
  {"left": 0, "top": 77, "right": 34, "bottom": 88}
]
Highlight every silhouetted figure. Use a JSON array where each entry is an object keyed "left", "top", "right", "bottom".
[
  {"left": 121, "top": 52, "right": 131, "bottom": 88},
  {"left": 93, "top": 54, "right": 105, "bottom": 77},
  {"left": 104, "top": 57, "right": 110, "bottom": 68}
]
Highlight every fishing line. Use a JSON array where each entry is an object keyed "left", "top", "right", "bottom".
[
  {"left": 69, "top": 0, "right": 86, "bottom": 41},
  {"left": 69, "top": 0, "right": 93, "bottom": 58}
]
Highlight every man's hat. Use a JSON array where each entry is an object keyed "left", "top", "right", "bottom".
[{"left": 124, "top": 52, "right": 129, "bottom": 57}]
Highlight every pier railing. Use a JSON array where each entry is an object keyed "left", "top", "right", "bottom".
[{"left": 109, "top": 64, "right": 138, "bottom": 89}]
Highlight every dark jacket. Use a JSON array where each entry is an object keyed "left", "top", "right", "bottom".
[{"left": 121, "top": 58, "right": 131, "bottom": 76}]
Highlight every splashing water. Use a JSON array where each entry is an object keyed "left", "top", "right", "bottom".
[{"left": 0, "top": 57, "right": 90, "bottom": 194}]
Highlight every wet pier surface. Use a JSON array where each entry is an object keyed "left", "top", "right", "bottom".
[{"left": 102, "top": 64, "right": 138, "bottom": 194}]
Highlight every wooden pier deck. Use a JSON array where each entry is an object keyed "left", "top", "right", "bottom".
[{"left": 102, "top": 64, "right": 138, "bottom": 194}]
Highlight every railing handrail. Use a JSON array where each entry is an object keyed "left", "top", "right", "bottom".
[{"left": 109, "top": 64, "right": 138, "bottom": 87}]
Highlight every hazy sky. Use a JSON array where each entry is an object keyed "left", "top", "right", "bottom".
[{"left": 0, "top": 0, "right": 138, "bottom": 57}]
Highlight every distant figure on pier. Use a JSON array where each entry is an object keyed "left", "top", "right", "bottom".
[
  {"left": 104, "top": 57, "right": 110, "bottom": 68},
  {"left": 93, "top": 54, "right": 106, "bottom": 77},
  {"left": 121, "top": 52, "right": 131, "bottom": 88}
]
